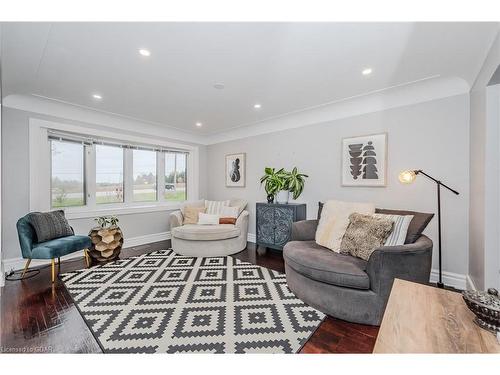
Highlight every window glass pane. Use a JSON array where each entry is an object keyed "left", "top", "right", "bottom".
[
  {"left": 51, "top": 140, "right": 85, "bottom": 208},
  {"left": 133, "top": 149, "right": 157, "bottom": 202},
  {"left": 96, "top": 145, "right": 124, "bottom": 204},
  {"left": 165, "top": 152, "right": 187, "bottom": 201}
]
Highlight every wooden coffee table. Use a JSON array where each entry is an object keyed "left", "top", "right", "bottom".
[{"left": 373, "top": 278, "right": 500, "bottom": 353}]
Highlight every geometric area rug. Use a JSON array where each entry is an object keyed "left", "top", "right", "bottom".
[{"left": 60, "top": 249, "right": 325, "bottom": 353}]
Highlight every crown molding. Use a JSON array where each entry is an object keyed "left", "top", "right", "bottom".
[
  {"left": 205, "top": 76, "right": 470, "bottom": 145},
  {"left": 3, "top": 75, "right": 469, "bottom": 147},
  {"left": 2, "top": 94, "right": 208, "bottom": 145}
]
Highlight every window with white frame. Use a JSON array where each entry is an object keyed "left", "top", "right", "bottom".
[
  {"left": 51, "top": 140, "right": 86, "bottom": 208},
  {"left": 47, "top": 130, "right": 190, "bottom": 210},
  {"left": 96, "top": 145, "right": 124, "bottom": 204},
  {"left": 132, "top": 149, "right": 157, "bottom": 202},
  {"left": 165, "top": 152, "right": 187, "bottom": 201}
]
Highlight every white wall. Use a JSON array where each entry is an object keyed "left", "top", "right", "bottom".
[
  {"left": 1, "top": 106, "right": 208, "bottom": 266},
  {"left": 207, "top": 94, "right": 470, "bottom": 277},
  {"left": 0, "top": 39, "right": 3, "bottom": 285},
  {"left": 469, "top": 31, "right": 500, "bottom": 290}
]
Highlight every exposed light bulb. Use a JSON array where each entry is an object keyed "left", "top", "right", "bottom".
[{"left": 399, "top": 170, "right": 417, "bottom": 184}]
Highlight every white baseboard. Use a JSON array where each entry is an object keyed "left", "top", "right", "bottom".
[
  {"left": 2, "top": 231, "right": 172, "bottom": 274},
  {"left": 247, "top": 233, "right": 256, "bottom": 243},
  {"left": 3, "top": 230, "right": 469, "bottom": 292},
  {"left": 246, "top": 234, "right": 467, "bottom": 290},
  {"left": 124, "top": 231, "right": 171, "bottom": 248},
  {"left": 429, "top": 269, "right": 466, "bottom": 290}
]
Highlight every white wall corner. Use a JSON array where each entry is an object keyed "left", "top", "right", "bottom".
[
  {"left": 247, "top": 233, "right": 256, "bottom": 243},
  {"left": 0, "top": 263, "right": 5, "bottom": 287},
  {"left": 466, "top": 275, "right": 477, "bottom": 291}
]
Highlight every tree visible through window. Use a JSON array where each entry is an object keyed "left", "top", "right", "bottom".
[
  {"left": 96, "top": 145, "right": 124, "bottom": 204},
  {"left": 133, "top": 149, "right": 157, "bottom": 202},
  {"left": 165, "top": 152, "right": 187, "bottom": 201},
  {"left": 51, "top": 140, "right": 85, "bottom": 207}
]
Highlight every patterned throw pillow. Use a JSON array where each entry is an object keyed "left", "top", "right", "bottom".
[
  {"left": 375, "top": 208, "right": 434, "bottom": 244},
  {"left": 315, "top": 200, "right": 375, "bottom": 252},
  {"left": 340, "top": 213, "right": 394, "bottom": 261},
  {"left": 373, "top": 214, "right": 414, "bottom": 246},
  {"left": 27, "top": 210, "right": 73, "bottom": 243},
  {"left": 183, "top": 206, "right": 206, "bottom": 224},
  {"left": 205, "top": 200, "right": 230, "bottom": 215}
]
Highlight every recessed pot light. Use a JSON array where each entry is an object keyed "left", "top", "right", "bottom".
[
  {"left": 213, "top": 83, "right": 225, "bottom": 90},
  {"left": 253, "top": 103, "right": 262, "bottom": 109},
  {"left": 196, "top": 122, "right": 203, "bottom": 127},
  {"left": 139, "top": 48, "right": 151, "bottom": 57},
  {"left": 92, "top": 93, "right": 102, "bottom": 100},
  {"left": 362, "top": 68, "right": 373, "bottom": 76}
]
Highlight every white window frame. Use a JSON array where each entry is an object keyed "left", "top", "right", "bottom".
[{"left": 29, "top": 118, "right": 199, "bottom": 219}]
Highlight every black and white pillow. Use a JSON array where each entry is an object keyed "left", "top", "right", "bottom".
[
  {"left": 373, "top": 214, "right": 414, "bottom": 246},
  {"left": 27, "top": 210, "right": 73, "bottom": 243}
]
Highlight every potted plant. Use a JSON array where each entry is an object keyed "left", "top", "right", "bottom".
[
  {"left": 95, "top": 215, "right": 120, "bottom": 228},
  {"left": 285, "top": 167, "right": 309, "bottom": 200},
  {"left": 260, "top": 167, "right": 308, "bottom": 204},
  {"left": 260, "top": 167, "right": 287, "bottom": 203},
  {"left": 88, "top": 215, "right": 124, "bottom": 263}
]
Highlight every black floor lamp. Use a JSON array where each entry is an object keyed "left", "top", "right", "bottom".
[{"left": 399, "top": 169, "right": 460, "bottom": 289}]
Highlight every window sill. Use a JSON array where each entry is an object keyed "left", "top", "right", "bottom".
[{"left": 64, "top": 202, "right": 182, "bottom": 220}]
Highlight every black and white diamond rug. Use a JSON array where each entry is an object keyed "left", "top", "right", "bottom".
[{"left": 60, "top": 249, "right": 325, "bottom": 353}]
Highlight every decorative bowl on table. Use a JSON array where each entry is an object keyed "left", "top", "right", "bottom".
[{"left": 462, "top": 288, "right": 500, "bottom": 333}]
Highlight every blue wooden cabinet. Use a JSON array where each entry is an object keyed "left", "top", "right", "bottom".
[{"left": 256, "top": 202, "right": 307, "bottom": 250}]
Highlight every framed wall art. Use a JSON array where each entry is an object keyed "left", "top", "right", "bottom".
[
  {"left": 341, "top": 133, "right": 387, "bottom": 187},
  {"left": 225, "top": 153, "right": 246, "bottom": 187}
]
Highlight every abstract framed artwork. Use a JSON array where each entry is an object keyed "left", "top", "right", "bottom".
[
  {"left": 341, "top": 133, "right": 387, "bottom": 187},
  {"left": 225, "top": 153, "right": 246, "bottom": 187}
]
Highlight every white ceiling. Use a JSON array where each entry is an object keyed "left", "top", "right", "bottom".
[{"left": 1, "top": 22, "right": 499, "bottom": 136}]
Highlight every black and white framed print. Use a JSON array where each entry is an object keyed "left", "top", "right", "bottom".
[
  {"left": 341, "top": 133, "right": 387, "bottom": 187},
  {"left": 225, "top": 153, "right": 246, "bottom": 187}
]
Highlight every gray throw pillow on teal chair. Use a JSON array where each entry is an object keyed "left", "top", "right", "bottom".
[{"left": 27, "top": 210, "right": 73, "bottom": 243}]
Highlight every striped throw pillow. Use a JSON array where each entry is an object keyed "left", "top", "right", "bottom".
[
  {"left": 373, "top": 214, "right": 414, "bottom": 246},
  {"left": 205, "top": 200, "right": 230, "bottom": 215}
]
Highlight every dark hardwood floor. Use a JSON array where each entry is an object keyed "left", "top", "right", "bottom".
[{"left": 0, "top": 241, "right": 378, "bottom": 353}]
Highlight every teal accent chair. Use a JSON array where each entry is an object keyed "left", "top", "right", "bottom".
[{"left": 16, "top": 214, "right": 92, "bottom": 283}]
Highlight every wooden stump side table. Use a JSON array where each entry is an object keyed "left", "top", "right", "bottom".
[{"left": 88, "top": 226, "right": 124, "bottom": 263}]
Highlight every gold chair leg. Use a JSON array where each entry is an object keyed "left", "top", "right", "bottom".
[
  {"left": 84, "top": 249, "right": 90, "bottom": 268},
  {"left": 21, "top": 259, "right": 32, "bottom": 278},
  {"left": 51, "top": 259, "right": 56, "bottom": 283}
]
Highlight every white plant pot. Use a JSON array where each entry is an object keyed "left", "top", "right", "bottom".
[{"left": 276, "top": 190, "right": 289, "bottom": 204}]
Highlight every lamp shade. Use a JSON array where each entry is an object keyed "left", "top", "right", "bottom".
[{"left": 399, "top": 170, "right": 417, "bottom": 184}]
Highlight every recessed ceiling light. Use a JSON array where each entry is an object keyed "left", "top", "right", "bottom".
[
  {"left": 362, "top": 68, "right": 373, "bottom": 76},
  {"left": 138, "top": 48, "right": 151, "bottom": 57},
  {"left": 213, "top": 83, "right": 225, "bottom": 90},
  {"left": 92, "top": 93, "right": 102, "bottom": 100},
  {"left": 196, "top": 122, "right": 203, "bottom": 127},
  {"left": 253, "top": 103, "right": 262, "bottom": 109}
]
